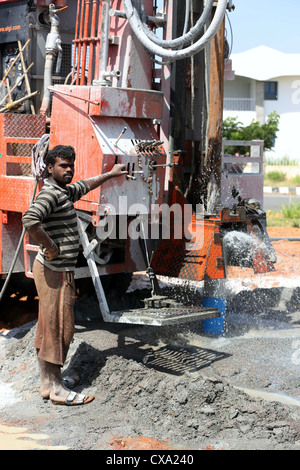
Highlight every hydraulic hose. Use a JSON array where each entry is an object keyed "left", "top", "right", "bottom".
[
  {"left": 122, "top": 0, "right": 228, "bottom": 60},
  {"left": 182, "top": 0, "right": 190, "bottom": 41},
  {"left": 137, "top": 0, "right": 214, "bottom": 50}
]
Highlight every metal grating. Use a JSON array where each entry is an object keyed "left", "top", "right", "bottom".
[
  {"left": 6, "top": 162, "right": 31, "bottom": 176},
  {"left": 3, "top": 114, "right": 46, "bottom": 138},
  {"left": 6, "top": 142, "right": 33, "bottom": 157},
  {"left": 53, "top": 43, "right": 72, "bottom": 79},
  {"left": 143, "top": 344, "right": 230, "bottom": 375},
  {"left": 110, "top": 305, "right": 220, "bottom": 326}
]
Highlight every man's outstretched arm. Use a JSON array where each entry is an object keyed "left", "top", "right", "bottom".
[{"left": 84, "top": 163, "right": 127, "bottom": 191}]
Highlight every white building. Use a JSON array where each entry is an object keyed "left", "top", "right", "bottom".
[{"left": 224, "top": 46, "right": 300, "bottom": 163}]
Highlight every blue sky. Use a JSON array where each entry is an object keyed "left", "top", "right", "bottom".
[{"left": 227, "top": 0, "right": 300, "bottom": 54}]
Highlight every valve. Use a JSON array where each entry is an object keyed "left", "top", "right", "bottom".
[{"left": 45, "top": 4, "right": 68, "bottom": 74}]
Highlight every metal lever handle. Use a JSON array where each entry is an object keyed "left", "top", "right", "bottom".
[
  {"left": 114, "top": 127, "right": 127, "bottom": 147},
  {"left": 149, "top": 162, "right": 178, "bottom": 168}
]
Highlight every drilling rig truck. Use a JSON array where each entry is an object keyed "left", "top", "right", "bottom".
[{"left": 0, "top": 0, "right": 276, "bottom": 329}]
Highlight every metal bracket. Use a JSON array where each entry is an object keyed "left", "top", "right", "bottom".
[
  {"left": 77, "top": 216, "right": 221, "bottom": 326},
  {"left": 0, "top": 211, "right": 8, "bottom": 224},
  {"left": 77, "top": 217, "right": 111, "bottom": 322},
  {"left": 83, "top": 238, "right": 98, "bottom": 258}
]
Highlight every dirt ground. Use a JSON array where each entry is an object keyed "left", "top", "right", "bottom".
[{"left": 0, "top": 226, "right": 300, "bottom": 451}]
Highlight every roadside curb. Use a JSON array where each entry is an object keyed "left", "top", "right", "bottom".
[{"left": 264, "top": 186, "right": 300, "bottom": 196}]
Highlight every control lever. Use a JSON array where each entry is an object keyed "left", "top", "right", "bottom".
[
  {"left": 137, "top": 140, "right": 156, "bottom": 149},
  {"left": 114, "top": 127, "right": 127, "bottom": 147},
  {"left": 149, "top": 162, "right": 178, "bottom": 169}
]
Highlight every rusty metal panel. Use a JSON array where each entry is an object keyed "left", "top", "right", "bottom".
[
  {"left": 1, "top": 211, "right": 24, "bottom": 273},
  {"left": 152, "top": 184, "right": 226, "bottom": 281},
  {"left": 89, "top": 87, "right": 164, "bottom": 119},
  {"left": 50, "top": 94, "right": 167, "bottom": 209},
  {"left": 49, "top": 87, "right": 102, "bottom": 190},
  {"left": 152, "top": 235, "right": 208, "bottom": 281},
  {"left": 108, "top": 0, "right": 153, "bottom": 90},
  {"left": 152, "top": 221, "right": 225, "bottom": 282},
  {"left": 90, "top": 116, "right": 165, "bottom": 212}
]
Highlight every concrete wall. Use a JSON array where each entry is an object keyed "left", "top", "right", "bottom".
[
  {"left": 224, "top": 75, "right": 300, "bottom": 163},
  {"left": 264, "top": 76, "right": 300, "bottom": 163}
]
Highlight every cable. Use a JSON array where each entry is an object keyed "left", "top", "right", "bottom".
[{"left": 225, "top": 10, "right": 233, "bottom": 57}]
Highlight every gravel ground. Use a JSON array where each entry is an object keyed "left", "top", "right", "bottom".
[{"left": 1, "top": 269, "right": 300, "bottom": 451}]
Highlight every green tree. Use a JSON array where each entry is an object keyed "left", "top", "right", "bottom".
[{"left": 223, "top": 111, "right": 280, "bottom": 155}]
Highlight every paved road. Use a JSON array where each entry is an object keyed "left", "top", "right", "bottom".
[{"left": 264, "top": 194, "right": 300, "bottom": 211}]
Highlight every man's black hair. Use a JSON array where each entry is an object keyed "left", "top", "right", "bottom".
[{"left": 45, "top": 145, "right": 76, "bottom": 167}]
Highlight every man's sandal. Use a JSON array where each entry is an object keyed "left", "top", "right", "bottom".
[{"left": 51, "top": 391, "right": 95, "bottom": 406}]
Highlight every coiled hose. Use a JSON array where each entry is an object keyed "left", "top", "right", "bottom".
[{"left": 123, "top": 0, "right": 228, "bottom": 60}]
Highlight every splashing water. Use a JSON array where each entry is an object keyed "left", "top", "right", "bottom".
[{"left": 223, "top": 230, "right": 272, "bottom": 268}]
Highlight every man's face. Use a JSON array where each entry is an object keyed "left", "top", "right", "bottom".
[{"left": 48, "top": 156, "right": 75, "bottom": 188}]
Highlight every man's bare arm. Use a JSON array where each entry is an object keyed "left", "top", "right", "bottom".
[{"left": 84, "top": 163, "right": 127, "bottom": 191}]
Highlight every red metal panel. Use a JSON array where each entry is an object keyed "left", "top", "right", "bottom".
[
  {"left": 0, "top": 115, "right": 5, "bottom": 175},
  {"left": 0, "top": 210, "right": 4, "bottom": 273},
  {"left": 49, "top": 85, "right": 103, "bottom": 208},
  {"left": 34, "top": 0, "right": 67, "bottom": 5},
  {"left": 0, "top": 177, "right": 39, "bottom": 213},
  {"left": 49, "top": 86, "right": 166, "bottom": 213},
  {"left": 89, "top": 86, "right": 164, "bottom": 119},
  {"left": 152, "top": 219, "right": 226, "bottom": 281},
  {"left": 48, "top": 85, "right": 164, "bottom": 120},
  {"left": 152, "top": 184, "right": 226, "bottom": 281}
]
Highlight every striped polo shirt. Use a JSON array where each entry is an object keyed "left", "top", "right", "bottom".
[{"left": 22, "top": 179, "right": 90, "bottom": 271}]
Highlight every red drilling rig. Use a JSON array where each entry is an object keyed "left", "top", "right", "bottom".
[{"left": 0, "top": 0, "right": 276, "bottom": 330}]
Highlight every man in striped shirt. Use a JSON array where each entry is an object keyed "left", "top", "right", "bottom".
[{"left": 22, "top": 145, "right": 127, "bottom": 406}]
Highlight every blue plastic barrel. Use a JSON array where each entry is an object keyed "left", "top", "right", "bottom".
[{"left": 202, "top": 296, "right": 226, "bottom": 335}]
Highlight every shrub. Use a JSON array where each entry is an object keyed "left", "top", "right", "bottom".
[
  {"left": 266, "top": 170, "right": 286, "bottom": 182},
  {"left": 265, "top": 155, "right": 298, "bottom": 166},
  {"left": 281, "top": 202, "right": 300, "bottom": 218},
  {"left": 292, "top": 175, "right": 300, "bottom": 185},
  {"left": 223, "top": 111, "right": 280, "bottom": 155}
]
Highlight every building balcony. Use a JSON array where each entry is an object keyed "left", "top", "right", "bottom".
[{"left": 223, "top": 98, "right": 256, "bottom": 111}]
